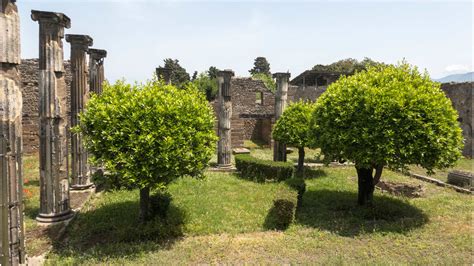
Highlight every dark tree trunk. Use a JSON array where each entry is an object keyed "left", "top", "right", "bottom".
[
  {"left": 139, "top": 187, "right": 150, "bottom": 223},
  {"left": 356, "top": 167, "right": 375, "bottom": 206},
  {"left": 297, "top": 147, "right": 305, "bottom": 176}
]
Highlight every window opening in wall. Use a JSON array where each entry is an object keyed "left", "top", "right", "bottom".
[{"left": 256, "top": 92, "right": 263, "bottom": 104}]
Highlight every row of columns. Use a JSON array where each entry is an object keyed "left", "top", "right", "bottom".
[
  {"left": 215, "top": 70, "right": 291, "bottom": 167},
  {"left": 1, "top": 3, "right": 107, "bottom": 264},
  {"left": 31, "top": 10, "right": 107, "bottom": 223}
]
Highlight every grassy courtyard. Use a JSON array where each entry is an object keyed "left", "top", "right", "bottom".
[{"left": 13, "top": 149, "right": 470, "bottom": 265}]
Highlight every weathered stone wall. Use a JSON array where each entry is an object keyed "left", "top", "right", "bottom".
[
  {"left": 19, "top": 59, "right": 71, "bottom": 154},
  {"left": 441, "top": 82, "right": 473, "bottom": 157},
  {"left": 287, "top": 85, "right": 328, "bottom": 103},
  {"left": 212, "top": 77, "right": 275, "bottom": 147}
]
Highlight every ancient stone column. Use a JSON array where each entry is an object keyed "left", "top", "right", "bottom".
[
  {"left": 273, "top": 72, "right": 291, "bottom": 162},
  {"left": 0, "top": 1, "right": 25, "bottom": 264},
  {"left": 217, "top": 70, "right": 234, "bottom": 168},
  {"left": 31, "top": 10, "right": 74, "bottom": 223},
  {"left": 66, "top": 34, "right": 93, "bottom": 190},
  {"left": 88, "top": 48, "right": 107, "bottom": 95},
  {"left": 155, "top": 67, "right": 172, "bottom": 85}
]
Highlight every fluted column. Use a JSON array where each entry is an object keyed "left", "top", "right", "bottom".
[
  {"left": 88, "top": 48, "right": 107, "bottom": 95},
  {"left": 155, "top": 67, "right": 172, "bottom": 85},
  {"left": 31, "top": 10, "right": 73, "bottom": 223},
  {"left": 273, "top": 72, "right": 291, "bottom": 162},
  {"left": 217, "top": 70, "right": 234, "bottom": 168},
  {"left": 0, "top": 0, "right": 25, "bottom": 264},
  {"left": 66, "top": 34, "right": 93, "bottom": 190}
]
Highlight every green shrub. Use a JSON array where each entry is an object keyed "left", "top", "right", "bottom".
[
  {"left": 78, "top": 79, "right": 217, "bottom": 221},
  {"left": 264, "top": 188, "right": 298, "bottom": 230},
  {"left": 272, "top": 101, "right": 315, "bottom": 173},
  {"left": 310, "top": 61, "right": 464, "bottom": 205},
  {"left": 285, "top": 178, "right": 306, "bottom": 207},
  {"left": 235, "top": 154, "right": 294, "bottom": 182}
]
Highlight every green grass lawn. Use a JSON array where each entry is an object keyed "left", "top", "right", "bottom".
[{"left": 41, "top": 152, "right": 472, "bottom": 265}]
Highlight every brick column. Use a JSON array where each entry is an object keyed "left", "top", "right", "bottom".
[
  {"left": 156, "top": 67, "right": 172, "bottom": 85},
  {"left": 88, "top": 48, "right": 107, "bottom": 95},
  {"left": 66, "top": 34, "right": 93, "bottom": 190},
  {"left": 31, "top": 10, "right": 74, "bottom": 223},
  {"left": 0, "top": 0, "right": 25, "bottom": 264},
  {"left": 217, "top": 70, "right": 234, "bottom": 168},
  {"left": 273, "top": 72, "right": 291, "bottom": 162}
]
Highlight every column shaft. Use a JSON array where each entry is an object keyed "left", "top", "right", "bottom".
[
  {"left": 32, "top": 10, "right": 74, "bottom": 223},
  {"left": 66, "top": 34, "right": 93, "bottom": 190},
  {"left": 0, "top": 1, "right": 25, "bottom": 264},
  {"left": 88, "top": 49, "right": 107, "bottom": 95},
  {"left": 217, "top": 70, "right": 234, "bottom": 167},
  {"left": 273, "top": 72, "right": 291, "bottom": 162}
]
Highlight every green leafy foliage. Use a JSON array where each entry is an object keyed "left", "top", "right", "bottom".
[
  {"left": 192, "top": 72, "right": 218, "bottom": 101},
  {"left": 161, "top": 58, "right": 190, "bottom": 86},
  {"left": 78, "top": 79, "right": 217, "bottom": 191},
  {"left": 235, "top": 154, "right": 294, "bottom": 182},
  {"left": 207, "top": 66, "right": 220, "bottom": 79},
  {"left": 310, "top": 62, "right": 463, "bottom": 173},
  {"left": 264, "top": 188, "right": 297, "bottom": 230},
  {"left": 312, "top": 57, "right": 384, "bottom": 74},
  {"left": 249, "top": 56, "right": 271, "bottom": 76},
  {"left": 272, "top": 101, "right": 315, "bottom": 149},
  {"left": 252, "top": 73, "right": 276, "bottom": 92}
]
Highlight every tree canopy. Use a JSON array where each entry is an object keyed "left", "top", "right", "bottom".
[
  {"left": 273, "top": 101, "right": 315, "bottom": 173},
  {"left": 249, "top": 57, "right": 271, "bottom": 76},
  {"left": 78, "top": 79, "right": 217, "bottom": 220},
  {"left": 161, "top": 58, "right": 190, "bottom": 86},
  {"left": 312, "top": 57, "right": 383, "bottom": 74},
  {"left": 310, "top": 62, "right": 463, "bottom": 204}
]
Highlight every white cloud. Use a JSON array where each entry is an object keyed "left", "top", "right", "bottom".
[{"left": 445, "top": 64, "right": 472, "bottom": 72}]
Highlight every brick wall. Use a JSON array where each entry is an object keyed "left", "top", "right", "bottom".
[
  {"left": 19, "top": 59, "right": 72, "bottom": 154},
  {"left": 212, "top": 77, "right": 275, "bottom": 148}
]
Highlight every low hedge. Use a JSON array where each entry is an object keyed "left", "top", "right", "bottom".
[
  {"left": 235, "top": 154, "right": 294, "bottom": 182},
  {"left": 264, "top": 187, "right": 298, "bottom": 230}
]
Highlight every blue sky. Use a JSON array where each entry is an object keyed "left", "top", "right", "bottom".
[{"left": 19, "top": 0, "right": 473, "bottom": 83}]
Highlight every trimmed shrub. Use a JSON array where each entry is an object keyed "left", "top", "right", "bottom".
[
  {"left": 264, "top": 188, "right": 298, "bottom": 230},
  {"left": 235, "top": 154, "right": 294, "bottom": 182},
  {"left": 285, "top": 178, "right": 306, "bottom": 207}
]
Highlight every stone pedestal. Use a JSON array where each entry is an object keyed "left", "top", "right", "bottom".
[
  {"left": 217, "top": 70, "right": 234, "bottom": 168},
  {"left": 66, "top": 34, "right": 93, "bottom": 191},
  {"left": 88, "top": 48, "right": 107, "bottom": 95},
  {"left": 273, "top": 72, "right": 291, "bottom": 162},
  {"left": 156, "top": 67, "right": 172, "bottom": 85},
  {"left": 31, "top": 10, "right": 74, "bottom": 223},
  {"left": 0, "top": 1, "right": 25, "bottom": 264}
]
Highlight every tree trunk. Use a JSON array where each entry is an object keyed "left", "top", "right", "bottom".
[
  {"left": 356, "top": 167, "right": 375, "bottom": 206},
  {"left": 297, "top": 147, "right": 305, "bottom": 176},
  {"left": 139, "top": 187, "right": 150, "bottom": 223}
]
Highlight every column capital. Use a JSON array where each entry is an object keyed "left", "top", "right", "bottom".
[
  {"left": 31, "top": 10, "right": 71, "bottom": 28},
  {"left": 272, "top": 72, "right": 291, "bottom": 80},
  {"left": 88, "top": 48, "right": 107, "bottom": 59},
  {"left": 217, "top": 69, "right": 235, "bottom": 78},
  {"left": 65, "top": 34, "right": 93, "bottom": 47}
]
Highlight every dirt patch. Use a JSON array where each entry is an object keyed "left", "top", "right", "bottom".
[
  {"left": 70, "top": 190, "right": 92, "bottom": 209},
  {"left": 376, "top": 181, "right": 424, "bottom": 198}
]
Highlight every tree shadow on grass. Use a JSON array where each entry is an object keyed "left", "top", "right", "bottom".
[
  {"left": 296, "top": 189, "right": 428, "bottom": 237},
  {"left": 50, "top": 200, "right": 186, "bottom": 263}
]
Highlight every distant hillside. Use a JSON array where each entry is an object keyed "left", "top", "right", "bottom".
[{"left": 435, "top": 72, "right": 473, "bottom": 83}]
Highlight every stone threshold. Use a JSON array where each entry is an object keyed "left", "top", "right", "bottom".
[{"left": 408, "top": 172, "right": 472, "bottom": 195}]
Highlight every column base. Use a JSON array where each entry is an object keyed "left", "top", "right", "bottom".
[
  {"left": 217, "top": 163, "right": 233, "bottom": 169},
  {"left": 36, "top": 210, "right": 75, "bottom": 224},
  {"left": 70, "top": 183, "right": 95, "bottom": 191}
]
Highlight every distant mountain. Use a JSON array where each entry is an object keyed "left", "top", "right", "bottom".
[{"left": 434, "top": 72, "right": 473, "bottom": 83}]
